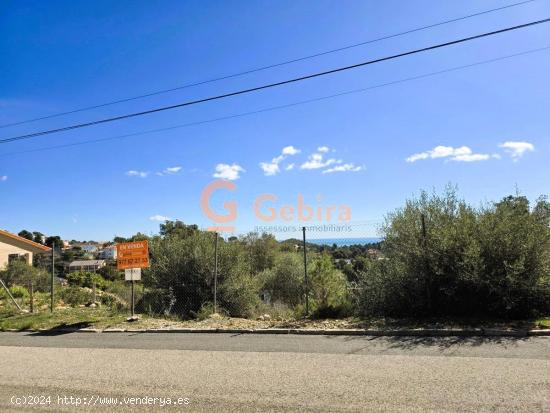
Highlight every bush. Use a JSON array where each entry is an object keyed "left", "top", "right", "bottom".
[
  {"left": 136, "top": 288, "right": 176, "bottom": 316},
  {"left": 308, "top": 254, "right": 350, "bottom": 317},
  {"left": 66, "top": 272, "right": 108, "bottom": 290},
  {"left": 259, "top": 253, "right": 304, "bottom": 307},
  {"left": 58, "top": 286, "right": 93, "bottom": 306},
  {"left": 97, "top": 266, "right": 122, "bottom": 281},
  {"left": 194, "top": 302, "right": 229, "bottom": 320},
  {"left": 99, "top": 291, "right": 127, "bottom": 311},
  {"left": 220, "top": 272, "right": 260, "bottom": 318},
  {"left": 0, "top": 261, "right": 49, "bottom": 291},
  {"left": 9, "top": 285, "right": 29, "bottom": 299},
  {"left": 147, "top": 230, "right": 260, "bottom": 318},
  {"left": 255, "top": 302, "right": 295, "bottom": 320},
  {"left": 358, "top": 188, "right": 550, "bottom": 318},
  {"left": 475, "top": 195, "right": 550, "bottom": 316}
]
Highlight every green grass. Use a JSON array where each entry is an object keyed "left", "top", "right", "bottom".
[
  {"left": 536, "top": 317, "right": 550, "bottom": 328},
  {"left": 0, "top": 307, "right": 129, "bottom": 331}
]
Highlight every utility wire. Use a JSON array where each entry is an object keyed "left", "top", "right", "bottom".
[
  {"left": 1, "top": 45, "right": 547, "bottom": 157},
  {"left": 0, "top": 0, "right": 538, "bottom": 130},
  {"left": 1, "top": 17, "right": 548, "bottom": 145}
]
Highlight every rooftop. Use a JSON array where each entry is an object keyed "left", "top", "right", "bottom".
[
  {"left": 0, "top": 229, "right": 51, "bottom": 252},
  {"left": 69, "top": 260, "right": 106, "bottom": 267}
]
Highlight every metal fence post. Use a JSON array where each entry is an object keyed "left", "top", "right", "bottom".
[
  {"left": 92, "top": 280, "right": 96, "bottom": 305},
  {"left": 302, "top": 227, "right": 309, "bottom": 316},
  {"left": 51, "top": 246, "right": 55, "bottom": 313},
  {"left": 131, "top": 279, "right": 135, "bottom": 318},
  {"left": 214, "top": 232, "right": 218, "bottom": 314},
  {"left": 29, "top": 281, "right": 34, "bottom": 313}
]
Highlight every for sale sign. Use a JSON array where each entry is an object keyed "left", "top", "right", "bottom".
[{"left": 117, "top": 240, "right": 150, "bottom": 270}]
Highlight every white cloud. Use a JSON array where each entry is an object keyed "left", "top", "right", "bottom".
[
  {"left": 259, "top": 146, "right": 301, "bottom": 176},
  {"left": 149, "top": 214, "right": 171, "bottom": 222},
  {"left": 300, "top": 147, "right": 364, "bottom": 173},
  {"left": 0, "top": 175, "right": 7, "bottom": 182},
  {"left": 213, "top": 163, "right": 245, "bottom": 180},
  {"left": 126, "top": 170, "right": 149, "bottom": 178},
  {"left": 301, "top": 153, "right": 340, "bottom": 170},
  {"left": 156, "top": 166, "right": 183, "bottom": 176},
  {"left": 322, "top": 163, "right": 363, "bottom": 174},
  {"left": 499, "top": 141, "right": 534, "bottom": 161},
  {"left": 451, "top": 153, "right": 490, "bottom": 162},
  {"left": 259, "top": 162, "right": 280, "bottom": 176},
  {"left": 163, "top": 166, "right": 182, "bottom": 174},
  {"left": 285, "top": 163, "right": 295, "bottom": 171},
  {"left": 282, "top": 145, "right": 300, "bottom": 156},
  {"left": 406, "top": 146, "right": 490, "bottom": 163}
]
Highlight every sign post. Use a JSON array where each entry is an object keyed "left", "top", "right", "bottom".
[
  {"left": 117, "top": 241, "right": 149, "bottom": 321},
  {"left": 124, "top": 268, "right": 141, "bottom": 319}
]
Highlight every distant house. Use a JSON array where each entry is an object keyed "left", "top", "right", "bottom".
[
  {"left": 68, "top": 260, "right": 106, "bottom": 273},
  {"left": 81, "top": 245, "right": 98, "bottom": 253},
  {"left": 0, "top": 229, "right": 51, "bottom": 269},
  {"left": 98, "top": 246, "right": 117, "bottom": 260}
]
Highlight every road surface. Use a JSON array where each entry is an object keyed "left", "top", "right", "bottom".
[{"left": 0, "top": 332, "right": 549, "bottom": 412}]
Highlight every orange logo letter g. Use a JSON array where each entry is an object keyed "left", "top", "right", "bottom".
[{"left": 200, "top": 180, "right": 238, "bottom": 223}]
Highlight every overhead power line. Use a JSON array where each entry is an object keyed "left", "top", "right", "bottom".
[
  {"left": 1, "top": 17, "right": 549, "bottom": 145},
  {"left": 0, "top": 0, "right": 537, "bottom": 130},
  {"left": 1, "top": 45, "right": 547, "bottom": 158}
]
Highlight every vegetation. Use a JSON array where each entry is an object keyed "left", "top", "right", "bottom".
[
  {"left": 3, "top": 188, "right": 549, "bottom": 325},
  {"left": 0, "top": 307, "right": 128, "bottom": 331},
  {"left": 0, "top": 260, "right": 50, "bottom": 290},
  {"left": 66, "top": 271, "right": 108, "bottom": 290},
  {"left": 358, "top": 188, "right": 550, "bottom": 318}
]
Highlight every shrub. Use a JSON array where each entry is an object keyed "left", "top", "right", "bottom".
[
  {"left": 475, "top": 195, "right": 550, "bottom": 316},
  {"left": 239, "top": 232, "right": 279, "bottom": 273},
  {"left": 220, "top": 272, "right": 260, "bottom": 318},
  {"left": 254, "top": 302, "right": 295, "bottom": 320},
  {"left": 308, "top": 254, "right": 349, "bottom": 317},
  {"left": 100, "top": 291, "right": 127, "bottom": 311},
  {"left": 358, "top": 188, "right": 550, "bottom": 318},
  {"left": 58, "top": 286, "right": 93, "bottom": 306},
  {"left": 136, "top": 288, "right": 176, "bottom": 316},
  {"left": 66, "top": 272, "right": 108, "bottom": 290},
  {"left": 259, "top": 253, "right": 304, "bottom": 307},
  {"left": 0, "top": 261, "right": 49, "bottom": 291},
  {"left": 194, "top": 302, "right": 229, "bottom": 320},
  {"left": 97, "top": 265, "right": 122, "bottom": 281},
  {"left": 9, "top": 285, "right": 29, "bottom": 299},
  {"left": 147, "top": 230, "right": 260, "bottom": 318}
]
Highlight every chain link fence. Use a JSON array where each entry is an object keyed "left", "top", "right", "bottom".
[
  {"left": 1, "top": 223, "right": 383, "bottom": 322},
  {"left": 5, "top": 193, "right": 548, "bottom": 323},
  {"left": 2, "top": 192, "right": 549, "bottom": 333}
]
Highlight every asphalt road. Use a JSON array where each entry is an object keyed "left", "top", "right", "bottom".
[{"left": 0, "top": 332, "right": 549, "bottom": 412}]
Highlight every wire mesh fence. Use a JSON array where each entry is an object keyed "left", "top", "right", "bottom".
[
  {"left": 5, "top": 193, "right": 548, "bottom": 323},
  {"left": 7, "top": 205, "right": 544, "bottom": 323},
  {"left": 0, "top": 223, "right": 383, "bottom": 322}
]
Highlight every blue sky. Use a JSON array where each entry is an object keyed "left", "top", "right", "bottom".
[{"left": 0, "top": 0, "right": 549, "bottom": 241}]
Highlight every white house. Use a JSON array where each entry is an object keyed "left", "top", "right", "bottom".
[
  {"left": 98, "top": 246, "right": 117, "bottom": 260},
  {"left": 68, "top": 260, "right": 106, "bottom": 273}
]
